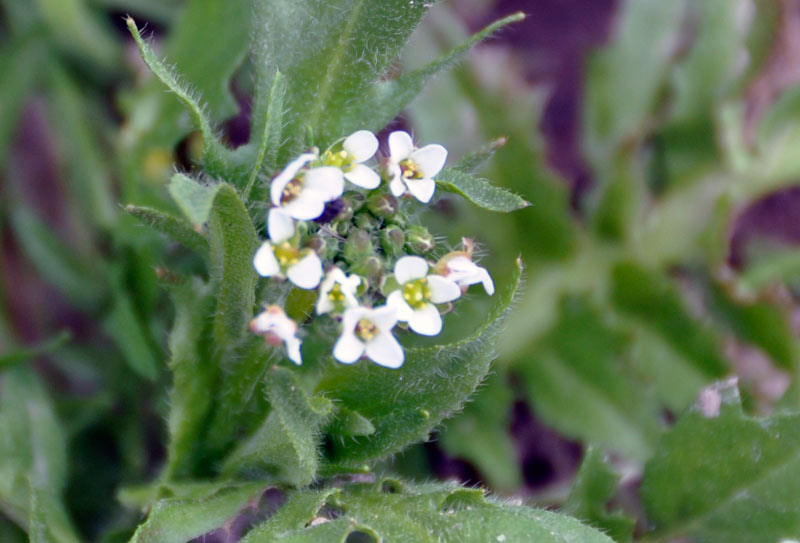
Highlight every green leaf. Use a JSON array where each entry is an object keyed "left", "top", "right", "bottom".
[
  {"left": 125, "top": 205, "right": 209, "bottom": 256},
  {"left": 28, "top": 486, "right": 81, "bottom": 543},
  {"left": 222, "top": 367, "right": 333, "bottom": 486},
  {"left": 518, "top": 296, "right": 660, "bottom": 461},
  {"left": 103, "top": 288, "right": 159, "bottom": 381},
  {"left": 0, "top": 368, "right": 68, "bottom": 529},
  {"left": 167, "top": 173, "right": 221, "bottom": 228},
  {"left": 239, "top": 489, "right": 340, "bottom": 543},
  {"left": 326, "top": 407, "right": 376, "bottom": 439},
  {"left": 436, "top": 168, "right": 529, "bottom": 212},
  {"left": 564, "top": 448, "right": 635, "bottom": 543},
  {"left": 163, "top": 281, "right": 216, "bottom": 479},
  {"left": 337, "top": 12, "right": 525, "bottom": 138},
  {"left": 0, "top": 332, "right": 70, "bottom": 370},
  {"left": 251, "top": 0, "right": 435, "bottom": 160},
  {"left": 451, "top": 137, "right": 507, "bottom": 174},
  {"left": 126, "top": 17, "right": 231, "bottom": 173},
  {"left": 244, "top": 71, "right": 286, "bottom": 200},
  {"left": 245, "top": 481, "right": 615, "bottom": 543},
  {"left": 127, "top": 483, "right": 264, "bottom": 543},
  {"left": 317, "top": 259, "right": 522, "bottom": 467},
  {"left": 206, "top": 183, "right": 258, "bottom": 345},
  {"left": 611, "top": 262, "right": 728, "bottom": 377},
  {"left": 641, "top": 381, "right": 800, "bottom": 542}
]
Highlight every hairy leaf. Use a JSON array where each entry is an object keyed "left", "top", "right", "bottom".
[
  {"left": 168, "top": 173, "right": 221, "bottom": 228},
  {"left": 641, "top": 381, "right": 800, "bottom": 542},
  {"left": 125, "top": 205, "right": 209, "bottom": 256},
  {"left": 437, "top": 167, "right": 529, "bottom": 212},
  {"left": 244, "top": 71, "right": 287, "bottom": 200},
  {"left": 239, "top": 489, "right": 339, "bottom": 543},
  {"left": 318, "top": 259, "right": 522, "bottom": 466}
]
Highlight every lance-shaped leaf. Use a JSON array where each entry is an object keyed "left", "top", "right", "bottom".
[
  {"left": 317, "top": 259, "right": 522, "bottom": 467},
  {"left": 104, "top": 285, "right": 159, "bottom": 381},
  {"left": 337, "top": 13, "right": 525, "bottom": 138},
  {"left": 0, "top": 332, "right": 70, "bottom": 370},
  {"left": 125, "top": 205, "right": 209, "bottom": 256},
  {"left": 163, "top": 280, "right": 216, "bottom": 479},
  {"left": 641, "top": 381, "right": 800, "bottom": 542},
  {"left": 239, "top": 489, "right": 341, "bottom": 543},
  {"left": 168, "top": 173, "right": 221, "bottom": 228},
  {"left": 127, "top": 483, "right": 264, "bottom": 543},
  {"left": 222, "top": 367, "right": 333, "bottom": 486},
  {"left": 251, "top": 0, "right": 436, "bottom": 161},
  {"left": 243, "top": 481, "right": 615, "bottom": 543},
  {"left": 244, "top": 71, "right": 286, "bottom": 200},
  {"left": 28, "top": 486, "right": 81, "bottom": 543},
  {"left": 436, "top": 167, "right": 529, "bottom": 212}
]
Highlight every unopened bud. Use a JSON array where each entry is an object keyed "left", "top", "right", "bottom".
[
  {"left": 380, "top": 225, "right": 405, "bottom": 258},
  {"left": 353, "top": 255, "right": 383, "bottom": 287},
  {"left": 335, "top": 200, "right": 354, "bottom": 222},
  {"left": 335, "top": 220, "right": 350, "bottom": 237},
  {"left": 354, "top": 212, "right": 380, "bottom": 231},
  {"left": 343, "top": 228, "right": 373, "bottom": 264},
  {"left": 367, "top": 193, "right": 398, "bottom": 218},
  {"left": 306, "top": 236, "right": 326, "bottom": 255},
  {"left": 405, "top": 225, "right": 436, "bottom": 254}
]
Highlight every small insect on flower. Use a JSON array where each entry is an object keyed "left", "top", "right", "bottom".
[
  {"left": 334, "top": 305, "right": 404, "bottom": 368},
  {"left": 386, "top": 131, "right": 447, "bottom": 203},
  {"left": 270, "top": 152, "right": 344, "bottom": 224},
  {"left": 387, "top": 255, "right": 461, "bottom": 336},
  {"left": 321, "top": 130, "right": 381, "bottom": 189},
  {"left": 250, "top": 306, "right": 303, "bottom": 365},
  {"left": 435, "top": 241, "right": 495, "bottom": 295},
  {"left": 253, "top": 223, "right": 323, "bottom": 289},
  {"left": 317, "top": 267, "right": 362, "bottom": 315}
]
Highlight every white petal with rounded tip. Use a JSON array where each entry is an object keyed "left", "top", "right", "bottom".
[
  {"left": 369, "top": 305, "right": 399, "bottom": 331},
  {"left": 478, "top": 269, "right": 495, "bottom": 295},
  {"left": 253, "top": 242, "right": 280, "bottom": 277},
  {"left": 388, "top": 131, "right": 414, "bottom": 162},
  {"left": 270, "top": 153, "right": 316, "bottom": 205},
  {"left": 389, "top": 175, "right": 405, "bottom": 197},
  {"left": 408, "top": 303, "right": 442, "bottom": 336},
  {"left": 316, "top": 294, "right": 334, "bottom": 315},
  {"left": 366, "top": 331, "right": 404, "bottom": 368},
  {"left": 344, "top": 164, "right": 380, "bottom": 189},
  {"left": 285, "top": 337, "right": 303, "bottom": 365},
  {"left": 342, "top": 306, "right": 368, "bottom": 332},
  {"left": 386, "top": 291, "right": 414, "bottom": 323},
  {"left": 405, "top": 177, "right": 435, "bottom": 203},
  {"left": 282, "top": 192, "right": 326, "bottom": 220},
  {"left": 303, "top": 167, "right": 344, "bottom": 201},
  {"left": 427, "top": 275, "right": 461, "bottom": 303},
  {"left": 333, "top": 332, "right": 365, "bottom": 364},
  {"left": 287, "top": 252, "right": 323, "bottom": 289},
  {"left": 268, "top": 208, "right": 295, "bottom": 243},
  {"left": 394, "top": 255, "right": 428, "bottom": 284},
  {"left": 411, "top": 144, "right": 447, "bottom": 178},
  {"left": 344, "top": 130, "right": 378, "bottom": 163}
]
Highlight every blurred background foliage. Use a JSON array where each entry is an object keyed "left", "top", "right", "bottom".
[{"left": 3, "top": 0, "right": 800, "bottom": 541}]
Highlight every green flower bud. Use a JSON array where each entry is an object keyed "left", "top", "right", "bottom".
[
  {"left": 335, "top": 220, "right": 350, "bottom": 237},
  {"left": 354, "top": 212, "right": 381, "bottom": 231},
  {"left": 335, "top": 199, "right": 354, "bottom": 222},
  {"left": 352, "top": 255, "right": 383, "bottom": 287},
  {"left": 343, "top": 228, "right": 373, "bottom": 265},
  {"left": 405, "top": 225, "right": 436, "bottom": 254},
  {"left": 367, "top": 193, "right": 398, "bottom": 218},
  {"left": 380, "top": 225, "right": 405, "bottom": 258},
  {"left": 343, "top": 192, "right": 366, "bottom": 212}
]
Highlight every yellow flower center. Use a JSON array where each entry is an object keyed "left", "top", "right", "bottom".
[
  {"left": 400, "top": 159, "right": 423, "bottom": 180},
  {"left": 327, "top": 282, "right": 348, "bottom": 311},
  {"left": 322, "top": 149, "right": 356, "bottom": 172},
  {"left": 402, "top": 277, "right": 431, "bottom": 310},
  {"left": 356, "top": 318, "right": 378, "bottom": 342},
  {"left": 274, "top": 242, "right": 300, "bottom": 268},
  {"left": 281, "top": 177, "right": 304, "bottom": 204}
]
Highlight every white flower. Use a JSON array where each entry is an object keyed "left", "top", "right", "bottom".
[
  {"left": 270, "top": 152, "right": 344, "bottom": 221},
  {"left": 249, "top": 306, "right": 302, "bottom": 364},
  {"left": 253, "top": 241, "right": 323, "bottom": 290},
  {"left": 333, "top": 305, "right": 404, "bottom": 368},
  {"left": 322, "top": 130, "right": 380, "bottom": 189},
  {"left": 316, "top": 267, "right": 361, "bottom": 315},
  {"left": 386, "top": 131, "right": 447, "bottom": 203},
  {"left": 386, "top": 255, "right": 461, "bottom": 336},
  {"left": 435, "top": 254, "right": 494, "bottom": 295}
]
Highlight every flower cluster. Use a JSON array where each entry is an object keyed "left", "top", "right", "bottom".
[{"left": 250, "top": 130, "right": 494, "bottom": 368}]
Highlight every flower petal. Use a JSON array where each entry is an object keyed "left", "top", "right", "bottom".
[
  {"left": 478, "top": 268, "right": 495, "bottom": 295},
  {"left": 388, "top": 131, "right": 414, "bottom": 162},
  {"left": 270, "top": 153, "right": 316, "bottom": 206},
  {"left": 282, "top": 192, "right": 326, "bottom": 220},
  {"left": 333, "top": 332, "right": 365, "bottom": 364},
  {"left": 389, "top": 174, "right": 406, "bottom": 197},
  {"left": 268, "top": 208, "right": 295, "bottom": 243},
  {"left": 342, "top": 306, "right": 368, "bottom": 332},
  {"left": 411, "top": 144, "right": 447, "bottom": 178},
  {"left": 304, "top": 166, "right": 345, "bottom": 201},
  {"left": 344, "top": 130, "right": 378, "bottom": 163},
  {"left": 344, "top": 164, "right": 380, "bottom": 189},
  {"left": 316, "top": 293, "right": 334, "bottom": 315},
  {"left": 394, "top": 255, "right": 428, "bottom": 284},
  {"left": 386, "top": 291, "right": 414, "bottom": 323},
  {"left": 427, "top": 275, "right": 461, "bottom": 303},
  {"left": 369, "top": 305, "right": 399, "bottom": 331},
  {"left": 365, "top": 331, "right": 404, "bottom": 368},
  {"left": 408, "top": 303, "right": 442, "bottom": 336},
  {"left": 405, "top": 177, "right": 435, "bottom": 203},
  {"left": 285, "top": 337, "right": 303, "bottom": 365},
  {"left": 253, "top": 242, "right": 280, "bottom": 277},
  {"left": 287, "top": 252, "right": 323, "bottom": 289}
]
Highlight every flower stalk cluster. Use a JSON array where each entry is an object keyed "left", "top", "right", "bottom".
[{"left": 251, "top": 130, "right": 495, "bottom": 368}]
